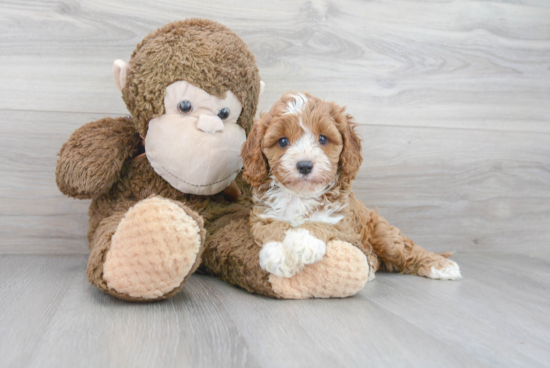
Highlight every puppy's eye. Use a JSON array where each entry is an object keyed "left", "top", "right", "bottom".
[
  {"left": 319, "top": 135, "right": 328, "bottom": 145},
  {"left": 278, "top": 137, "right": 290, "bottom": 148},
  {"left": 178, "top": 100, "right": 193, "bottom": 114},
  {"left": 217, "top": 108, "right": 230, "bottom": 120}
]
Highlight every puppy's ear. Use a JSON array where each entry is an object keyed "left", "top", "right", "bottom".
[
  {"left": 241, "top": 115, "right": 270, "bottom": 187},
  {"left": 331, "top": 104, "right": 363, "bottom": 184}
]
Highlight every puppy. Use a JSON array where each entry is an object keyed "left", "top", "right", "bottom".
[{"left": 241, "top": 92, "right": 461, "bottom": 281}]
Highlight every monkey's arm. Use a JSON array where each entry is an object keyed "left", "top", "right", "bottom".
[
  {"left": 56, "top": 117, "right": 140, "bottom": 199},
  {"left": 249, "top": 211, "right": 293, "bottom": 245},
  {"left": 251, "top": 213, "right": 357, "bottom": 246},
  {"left": 294, "top": 222, "right": 354, "bottom": 244}
]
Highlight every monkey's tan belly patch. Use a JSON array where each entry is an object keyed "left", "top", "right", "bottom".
[
  {"left": 269, "top": 240, "right": 369, "bottom": 299},
  {"left": 103, "top": 197, "right": 201, "bottom": 299}
]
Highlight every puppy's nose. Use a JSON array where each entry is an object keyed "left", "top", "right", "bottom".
[{"left": 297, "top": 161, "right": 314, "bottom": 175}]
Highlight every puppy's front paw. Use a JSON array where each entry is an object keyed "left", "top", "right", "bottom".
[
  {"left": 259, "top": 241, "right": 288, "bottom": 278},
  {"left": 283, "top": 228, "right": 326, "bottom": 266},
  {"left": 259, "top": 229, "right": 326, "bottom": 278}
]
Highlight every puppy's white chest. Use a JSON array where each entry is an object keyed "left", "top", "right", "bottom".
[
  {"left": 259, "top": 189, "right": 344, "bottom": 227},
  {"left": 279, "top": 195, "right": 308, "bottom": 225}
]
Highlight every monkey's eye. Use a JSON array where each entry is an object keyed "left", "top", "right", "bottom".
[
  {"left": 217, "top": 108, "right": 230, "bottom": 120},
  {"left": 278, "top": 137, "right": 290, "bottom": 148},
  {"left": 319, "top": 135, "right": 328, "bottom": 145},
  {"left": 177, "top": 100, "right": 193, "bottom": 114}
]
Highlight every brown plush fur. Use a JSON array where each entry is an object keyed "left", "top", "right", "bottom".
[
  {"left": 86, "top": 196, "right": 208, "bottom": 302},
  {"left": 55, "top": 117, "right": 141, "bottom": 200},
  {"left": 56, "top": 19, "right": 277, "bottom": 301},
  {"left": 242, "top": 93, "right": 458, "bottom": 279}
]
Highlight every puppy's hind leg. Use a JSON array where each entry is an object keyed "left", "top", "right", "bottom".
[{"left": 368, "top": 212, "right": 462, "bottom": 280}]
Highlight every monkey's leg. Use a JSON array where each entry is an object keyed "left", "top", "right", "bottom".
[
  {"left": 201, "top": 217, "right": 371, "bottom": 299},
  {"left": 86, "top": 196, "right": 206, "bottom": 301},
  {"left": 369, "top": 212, "right": 462, "bottom": 280},
  {"left": 267, "top": 240, "right": 372, "bottom": 299}
]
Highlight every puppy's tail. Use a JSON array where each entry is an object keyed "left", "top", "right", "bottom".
[{"left": 438, "top": 251, "right": 454, "bottom": 258}]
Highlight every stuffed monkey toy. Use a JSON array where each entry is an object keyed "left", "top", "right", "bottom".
[{"left": 56, "top": 19, "right": 376, "bottom": 301}]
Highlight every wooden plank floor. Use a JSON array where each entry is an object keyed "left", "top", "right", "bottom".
[{"left": 1, "top": 253, "right": 549, "bottom": 368}]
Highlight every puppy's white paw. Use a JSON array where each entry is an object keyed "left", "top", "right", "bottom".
[
  {"left": 283, "top": 228, "right": 326, "bottom": 266},
  {"left": 259, "top": 229, "right": 327, "bottom": 278},
  {"left": 428, "top": 260, "right": 462, "bottom": 280},
  {"left": 259, "top": 242, "right": 287, "bottom": 278}
]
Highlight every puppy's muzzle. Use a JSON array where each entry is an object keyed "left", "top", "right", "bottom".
[{"left": 297, "top": 161, "right": 313, "bottom": 176}]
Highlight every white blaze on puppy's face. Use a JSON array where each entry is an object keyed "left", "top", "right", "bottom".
[
  {"left": 261, "top": 93, "right": 343, "bottom": 195},
  {"left": 145, "top": 81, "right": 245, "bottom": 195},
  {"left": 284, "top": 93, "right": 309, "bottom": 115}
]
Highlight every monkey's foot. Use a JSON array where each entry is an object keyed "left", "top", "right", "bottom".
[
  {"left": 102, "top": 197, "right": 203, "bottom": 300},
  {"left": 269, "top": 240, "right": 370, "bottom": 299}
]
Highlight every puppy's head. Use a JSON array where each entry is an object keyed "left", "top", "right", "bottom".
[{"left": 242, "top": 92, "right": 362, "bottom": 194}]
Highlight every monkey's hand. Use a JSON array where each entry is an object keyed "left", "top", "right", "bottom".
[{"left": 56, "top": 117, "right": 140, "bottom": 199}]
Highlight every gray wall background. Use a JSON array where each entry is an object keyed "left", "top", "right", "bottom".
[{"left": 1, "top": 0, "right": 549, "bottom": 255}]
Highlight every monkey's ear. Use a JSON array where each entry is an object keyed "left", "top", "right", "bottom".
[
  {"left": 260, "top": 81, "right": 266, "bottom": 97},
  {"left": 112, "top": 59, "right": 130, "bottom": 92}
]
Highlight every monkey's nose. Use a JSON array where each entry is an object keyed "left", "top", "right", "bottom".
[
  {"left": 197, "top": 114, "right": 225, "bottom": 133},
  {"left": 297, "top": 161, "right": 313, "bottom": 175}
]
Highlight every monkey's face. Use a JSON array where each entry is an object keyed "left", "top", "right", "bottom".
[
  {"left": 162, "top": 81, "right": 243, "bottom": 131},
  {"left": 145, "top": 81, "right": 246, "bottom": 195}
]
